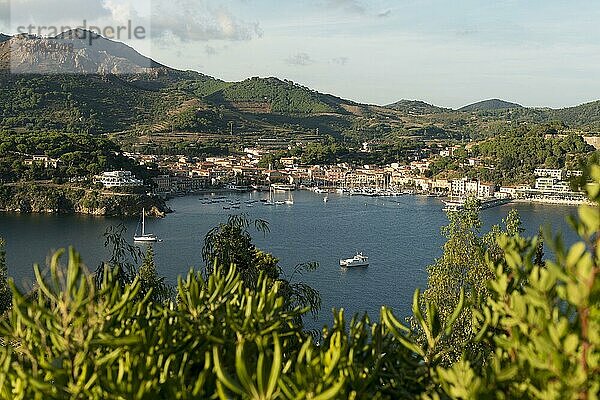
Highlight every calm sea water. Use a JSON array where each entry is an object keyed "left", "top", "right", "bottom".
[{"left": 0, "top": 191, "right": 579, "bottom": 328}]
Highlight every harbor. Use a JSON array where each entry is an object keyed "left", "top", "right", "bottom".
[{"left": 0, "top": 191, "right": 581, "bottom": 329}]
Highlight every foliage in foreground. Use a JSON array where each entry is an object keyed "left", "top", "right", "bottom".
[
  {"left": 0, "top": 169, "right": 598, "bottom": 399},
  {"left": 0, "top": 251, "right": 427, "bottom": 399}
]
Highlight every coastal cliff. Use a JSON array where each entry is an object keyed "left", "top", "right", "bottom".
[{"left": 0, "top": 184, "right": 170, "bottom": 217}]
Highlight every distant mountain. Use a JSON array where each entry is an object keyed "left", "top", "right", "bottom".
[
  {"left": 0, "top": 31, "right": 370, "bottom": 134},
  {"left": 1, "top": 31, "right": 599, "bottom": 138},
  {"left": 1, "top": 29, "right": 168, "bottom": 74},
  {"left": 459, "top": 99, "right": 523, "bottom": 112},
  {"left": 551, "top": 100, "right": 600, "bottom": 129},
  {"left": 385, "top": 100, "right": 449, "bottom": 115}
]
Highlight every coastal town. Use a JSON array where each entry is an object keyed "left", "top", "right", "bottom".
[{"left": 90, "top": 141, "right": 595, "bottom": 208}]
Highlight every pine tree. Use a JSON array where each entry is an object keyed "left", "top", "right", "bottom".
[{"left": 137, "top": 245, "right": 172, "bottom": 304}]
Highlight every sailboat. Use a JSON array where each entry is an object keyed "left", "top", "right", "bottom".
[
  {"left": 284, "top": 189, "right": 294, "bottom": 205},
  {"left": 134, "top": 208, "right": 160, "bottom": 243},
  {"left": 264, "top": 186, "right": 275, "bottom": 206}
]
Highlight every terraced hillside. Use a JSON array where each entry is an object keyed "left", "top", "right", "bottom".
[{"left": 0, "top": 30, "right": 599, "bottom": 140}]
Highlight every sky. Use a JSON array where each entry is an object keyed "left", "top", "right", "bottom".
[{"left": 1, "top": 0, "right": 600, "bottom": 109}]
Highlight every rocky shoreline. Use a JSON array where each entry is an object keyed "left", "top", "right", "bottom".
[{"left": 0, "top": 184, "right": 171, "bottom": 218}]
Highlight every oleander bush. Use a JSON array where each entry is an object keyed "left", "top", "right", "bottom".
[{"left": 0, "top": 166, "right": 598, "bottom": 399}]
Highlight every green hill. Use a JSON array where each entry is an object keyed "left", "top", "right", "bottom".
[
  {"left": 0, "top": 32, "right": 364, "bottom": 136},
  {"left": 385, "top": 100, "right": 449, "bottom": 115},
  {"left": 1, "top": 31, "right": 600, "bottom": 140},
  {"left": 459, "top": 99, "right": 523, "bottom": 112},
  {"left": 205, "top": 77, "right": 353, "bottom": 114},
  {"left": 551, "top": 100, "right": 600, "bottom": 130},
  {"left": 0, "top": 71, "right": 184, "bottom": 133}
]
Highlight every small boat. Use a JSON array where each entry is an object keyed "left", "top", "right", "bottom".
[
  {"left": 340, "top": 252, "right": 369, "bottom": 268},
  {"left": 134, "top": 208, "right": 160, "bottom": 243},
  {"left": 272, "top": 184, "right": 295, "bottom": 192},
  {"left": 323, "top": 196, "right": 329, "bottom": 203},
  {"left": 442, "top": 198, "right": 465, "bottom": 212}
]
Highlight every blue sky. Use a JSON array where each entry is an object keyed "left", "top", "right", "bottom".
[{"left": 3, "top": 0, "right": 600, "bottom": 108}]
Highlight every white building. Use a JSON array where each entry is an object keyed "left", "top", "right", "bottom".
[
  {"left": 534, "top": 169, "right": 564, "bottom": 180},
  {"left": 451, "top": 178, "right": 466, "bottom": 195},
  {"left": 465, "top": 180, "right": 479, "bottom": 195},
  {"left": 24, "top": 155, "right": 60, "bottom": 169},
  {"left": 496, "top": 186, "right": 519, "bottom": 199},
  {"left": 566, "top": 170, "right": 584, "bottom": 178},
  {"left": 95, "top": 171, "right": 143, "bottom": 188},
  {"left": 478, "top": 183, "right": 496, "bottom": 198},
  {"left": 535, "top": 177, "right": 571, "bottom": 193},
  {"left": 452, "top": 178, "right": 495, "bottom": 198}
]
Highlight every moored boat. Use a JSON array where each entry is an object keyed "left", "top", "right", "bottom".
[
  {"left": 340, "top": 252, "right": 369, "bottom": 268},
  {"left": 134, "top": 209, "right": 161, "bottom": 243}
]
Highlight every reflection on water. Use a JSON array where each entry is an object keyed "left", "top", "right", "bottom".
[{"left": 0, "top": 192, "right": 579, "bottom": 328}]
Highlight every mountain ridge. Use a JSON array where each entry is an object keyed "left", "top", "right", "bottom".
[
  {"left": 1, "top": 31, "right": 599, "bottom": 136},
  {"left": 0, "top": 30, "right": 169, "bottom": 75},
  {"left": 385, "top": 99, "right": 450, "bottom": 115},
  {"left": 458, "top": 98, "right": 523, "bottom": 112}
]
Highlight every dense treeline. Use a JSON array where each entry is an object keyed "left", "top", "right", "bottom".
[
  {"left": 429, "top": 125, "right": 597, "bottom": 184},
  {"left": 0, "top": 131, "right": 147, "bottom": 182},
  {"left": 0, "top": 73, "right": 175, "bottom": 133},
  {"left": 471, "top": 101, "right": 600, "bottom": 132},
  {"left": 170, "top": 108, "right": 228, "bottom": 132},
  {"left": 473, "top": 127, "right": 593, "bottom": 184},
  {"left": 206, "top": 77, "right": 347, "bottom": 114},
  {"left": 258, "top": 138, "right": 426, "bottom": 167},
  {"left": 0, "top": 168, "right": 597, "bottom": 398}
]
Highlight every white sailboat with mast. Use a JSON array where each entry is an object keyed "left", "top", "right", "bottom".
[
  {"left": 284, "top": 189, "right": 294, "bottom": 205},
  {"left": 134, "top": 208, "right": 160, "bottom": 243},
  {"left": 264, "top": 186, "right": 275, "bottom": 206}
]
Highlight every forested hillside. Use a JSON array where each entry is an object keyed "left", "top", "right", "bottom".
[
  {"left": 1, "top": 32, "right": 599, "bottom": 140},
  {"left": 458, "top": 98, "right": 523, "bottom": 111}
]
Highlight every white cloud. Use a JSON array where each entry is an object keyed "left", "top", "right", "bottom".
[
  {"left": 103, "top": 0, "right": 134, "bottom": 25},
  {"left": 1, "top": 0, "right": 262, "bottom": 44},
  {"left": 323, "top": 0, "right": 366, "bottom": 14},
  {"left": 8, "top": 0, "right": 111, "bottom": 29},
  {"left": 0, "top": 0, "right": 9, "bottom": 25},
  {"left": 150, "top": 1, "right": 262, "bottom": 42},
  {"left": 205, "top": 44, "right": 228, "bottom": 56},
  {"left": 285, "top": 52, "right": 316, "bottom": 66},
  {"left": 332, "top": 56, "right": 348, "bottom": 65}
]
